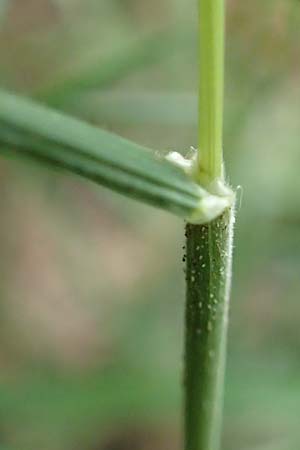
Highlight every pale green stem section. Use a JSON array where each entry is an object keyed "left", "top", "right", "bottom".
[{"left": 198, "top": 0, "right": 224, "bottom": 182}]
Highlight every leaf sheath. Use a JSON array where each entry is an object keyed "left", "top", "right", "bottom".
[{"left": 184, "top": 207, "right": 235, "bottom": 450}]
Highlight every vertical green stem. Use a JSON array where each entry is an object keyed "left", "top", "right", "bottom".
[
  {"left": 198, "top": 0, "right": 224, "bottom": 182},
  {"left": 183, "top": 1, "right": 234, "bottom": 450},
  {"left": 184, "top": 210, "right": 234, "bottom": 450}
]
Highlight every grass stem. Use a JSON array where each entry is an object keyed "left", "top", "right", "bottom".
[
  {"left": 183, "top": 1, "right": 234, "bottom": 450},
  {"left": 184, "top": 209, "right": 234, "bottom": 450},
  {"left": 198, "top": 0, "right": 225, "bottom": 182}
]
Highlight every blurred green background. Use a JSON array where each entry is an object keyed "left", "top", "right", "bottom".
[{"left": 0, "top": 0, "right": 300, "bottom": 449}]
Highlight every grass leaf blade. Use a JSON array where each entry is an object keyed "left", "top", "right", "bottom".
[{"left": 0, "top": 89, "right": 228, "bottom": 222}]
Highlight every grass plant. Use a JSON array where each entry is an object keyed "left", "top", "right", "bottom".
[
  {"left": 0, "top": 1, "right": 235, "bottom": 449},
  {"left": 184, "top": 1, "right": 235, "bottom": 450}
]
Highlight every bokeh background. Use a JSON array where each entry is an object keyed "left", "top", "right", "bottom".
[{"left": 0, "top": 0, "right": 300, "bottom": 449}]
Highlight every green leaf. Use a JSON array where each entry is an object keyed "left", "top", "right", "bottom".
[
  {"left": 0, "top": 0, "right": 8, "bottom": 26},
  {"left": 68, "top": 91, "right": 198, "bottom": 126},
  {"left": 37, "top": 29, "right": 188, "bottom": 108},
  {"left": 0, "top": 90, "right": 230, "bottom": 223}
]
